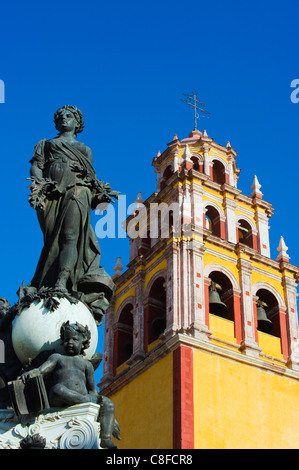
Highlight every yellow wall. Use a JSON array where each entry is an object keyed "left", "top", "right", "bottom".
[
  {"left": 193, "top": 348, "right": 299, "bottom": 448},
  {"left": 109, "top": 354, "right": 173, "bottom": 449}
]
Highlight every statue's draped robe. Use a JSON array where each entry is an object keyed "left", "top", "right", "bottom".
[{"left": 29, "top": 138, "right": 114, "bottom": 324}]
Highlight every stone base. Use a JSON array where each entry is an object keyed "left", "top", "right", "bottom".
[{"left": 0, "top": 402, "right": 103, "bottom": 449}]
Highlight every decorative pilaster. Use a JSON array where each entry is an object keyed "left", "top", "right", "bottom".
[
  {"left": 131, "top": 270, "right": 146, "bottom": 361},
  {"left": 282, "top": 276, "right": 299, "bottom": 370},
  {"left": 223, "top": 196, "right": 237, "bottom": 244},
  {"left": 101, "top": 299, "right": 115, "bottom": 387},
  {"left": 202, "top": 144, "right": 210, "bottom": 176},
  {"left": 238, "top": 256, "right": 261, "bottom": 358},
  {"left": 228, "top": 157, "right": 235, "bottom": 186},
  {"left": 187, "top": 240, "right": 212, "bottom": 341},
  {"left": 190, "top": 183, "right": 204, "bottom": 232},
  {"left": 255, "top": 210, "right": 271, "bottom": 257},
  {"left": 164, "top": 242, "right": 180, "bottom": 339}
]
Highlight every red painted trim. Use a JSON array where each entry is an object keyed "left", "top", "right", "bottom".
[
  {"left": 252, "top": 234, "right": 258, "bottom": 250},
  {"left": 279, "top": 309, "right": 289, "bottom": 360},
  {"left": 252, "top": 300, "right": 259, "bottom": 343},
  {"left": 233, "top": 292, "right": 242, "bottom": 344},
  {"left": 204, "top": 281, "right": 210, "bottom": 328},
  {"left": 225, "top": 172, "right": 230, "bottom": 184},
  {"left": 173, "top": 346, "right": 194, "bottom": 449},
  {"left": 220, "top": 220, "right": 226, "bottom": 240}
]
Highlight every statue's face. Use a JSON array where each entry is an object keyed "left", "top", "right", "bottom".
[
  {"left": 62, "top": 329, "right": 84, "bottom": 356},
  {"left": 56, "top": 109, "right": 77, "bottom": 134}
]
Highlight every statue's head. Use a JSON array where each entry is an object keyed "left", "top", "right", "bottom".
[
  {"left": 54, "top": 105, "right": 84, "bottom": 136},
  {"left": 60, "top": 321, "right": 91, "bottom": 356},
  {"left": 0, "top": 297, "right": 10, "bottom": 318}
]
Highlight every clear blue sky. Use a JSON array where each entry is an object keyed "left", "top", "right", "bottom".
[{"left": 0, "top": 0, "right": 298, "bottom": 383}]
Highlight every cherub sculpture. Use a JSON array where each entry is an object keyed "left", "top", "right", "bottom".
[{"left": 20, "top": 321, "right": 119, "bottom": 449}]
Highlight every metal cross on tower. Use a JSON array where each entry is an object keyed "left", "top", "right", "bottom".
[{"left": 181, "top": 90, "right": 210, "bottom": 130}]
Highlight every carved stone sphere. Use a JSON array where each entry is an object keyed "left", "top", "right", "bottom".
[{"left": 11, "top": 298, "right": 98, "bottom": 363}]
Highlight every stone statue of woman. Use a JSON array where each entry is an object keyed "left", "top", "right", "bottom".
[{"left": 25, "top": 105, "right": 118, "bottom": 325}]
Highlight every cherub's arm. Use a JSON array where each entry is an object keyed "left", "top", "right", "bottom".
[
  {"left": 85, "top": 360, "right": 98, "bottom": 398},
  {"left": 38, "top": 353, "right": 60, "bottom": 376},
  {"left": 19, "top": 354, "right": 60, "bottom": 382}
]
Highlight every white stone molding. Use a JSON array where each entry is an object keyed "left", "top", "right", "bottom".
[
  {"left": 0, "top": 403, "right": 102, "bottom": 449},
  {"left": 209, "top": 154, "right": 229, "bottom": 172},
  {"left": 235, "top": 213, "right": 258, "bottom": 235},
  {"left": 203, "top": 200, "right": 226, "bottom": 220},
  {"left": 251, "top": 281, "right": 286, "bottom": 310},
  {"left": 204, "top": 263, "right": 240, "bottom": 291}
]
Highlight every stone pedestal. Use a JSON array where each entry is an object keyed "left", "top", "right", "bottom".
[{"left": 0, "top": 402, "right": 102, "bottom": 449}]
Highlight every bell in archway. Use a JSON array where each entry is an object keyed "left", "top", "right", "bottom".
[
  {"left": 209, "top": 281, "right": 228, "bottom": 317},
  {"left": 257, "top": 300, "right": 273, "bottom": 333}
]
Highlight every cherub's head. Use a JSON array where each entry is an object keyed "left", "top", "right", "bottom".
[{"left": 60, "top": 321, "right": 91, "bottom": 356}]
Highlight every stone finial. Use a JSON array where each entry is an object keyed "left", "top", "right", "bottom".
[
  {"left": 157, "top": 150, "right": 161, "bottom": 157},
  {"left": 113, "top": 256, "right": 124, "bottom": 279},
  {"left": 184, "top": 144, "right": 192, "bottom": 160},
  {"left": 226, "top": 141, "right": 231, "bottom": 148},
  {"left": 134, "top": 191, "right": 144, "bottom": 211},
  {"left": 276, "top": 236, "right": 290, "bottom": 263},
  {"left": 203, "top": 130, "right": 208, "bottom": 137},
  {"left": 250, "top": 175, "right": 263, "bottom": 199},
  {"left": 173, "top": 134, "right": 178, "bottom": 141}
]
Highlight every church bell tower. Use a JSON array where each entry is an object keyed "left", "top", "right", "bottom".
[{"left": 100, "top": 127, "right": 299, "bottom": 449}]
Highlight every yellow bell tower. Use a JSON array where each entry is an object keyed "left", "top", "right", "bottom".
[{"left": 99, "top": 127, "right": 299, "bottom": 449}]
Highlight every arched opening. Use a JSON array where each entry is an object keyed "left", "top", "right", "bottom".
[
  {"left": 191, "top": 156, "right": 203, "bottom": 172},
  {"left": 255, "top": 289, "right": 280, "bottom": 337},
  {"left": 205, "top": 205, "right": 221, "bottom": 238},
  {"left": 208, "top": 271, "right": 233, "bottom": 321},
  {"left": 144, "top": 277, "right": 166, "bottom": 348},
  {"left": 212, "top": 160, "right": 226, "bottom": 185},
  {"left": 160, "top": 165, "right": 173, "bottom": 190},
  {"left": 237, "top": 219, "right": 256, "bottom": 249},
  {"left": 114, "top": 303, "right": 134, "bottom": 370}
]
